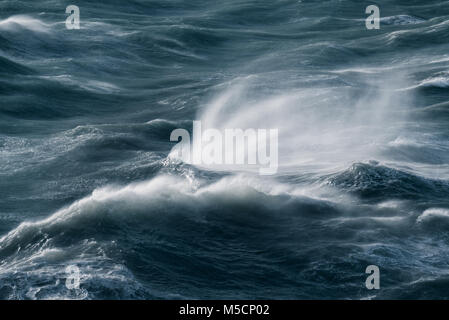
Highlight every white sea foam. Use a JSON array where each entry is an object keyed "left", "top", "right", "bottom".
[
  {"left": 417, "top": 208, "right": 449, "bottom": 223},
  {"left": 402, "top": 76, "right": 449, "bottom": 91},
  {"left": 0, "top": 15, "right": 50, "bottom": 33},
  {"left": 0, "top": 172, "right": 336, "bottom": 251},
  {"left": 419, "top": 76, "right": 449, "bottom": 88},
  {"left": 174, "top": 74, "right": 411, "bottom": 175}
]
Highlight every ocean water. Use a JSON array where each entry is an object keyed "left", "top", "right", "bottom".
[{"left": 1, "top": 0, "right": 449, "bottom": 300}]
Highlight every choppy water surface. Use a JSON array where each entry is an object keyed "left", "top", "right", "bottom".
[{"left": 1, "top": 0, "right": 449, "bottom": 299}]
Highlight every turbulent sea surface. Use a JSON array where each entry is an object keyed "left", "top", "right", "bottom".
[{"left": 1, "top": 0, "right": 449, "bottom": 299}]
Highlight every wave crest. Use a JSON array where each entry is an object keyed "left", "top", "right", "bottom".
[{"left": 0, "top": 15, "right": 50, "bottom": 33}]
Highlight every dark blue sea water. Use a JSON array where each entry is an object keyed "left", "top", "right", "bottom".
[{"left": 1, "top": 0, "right": 449, "bottom": 299}]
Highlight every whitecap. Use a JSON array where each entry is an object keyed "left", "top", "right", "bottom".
[
  {"left": 0, "top": 15, "right": 50, "bottom": 33},
  {"left": 417, "top": 208, "right": 449, "bottom": 223},
  {"left": 419, "top": 76, "right": 449, "bottom": 88}
]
